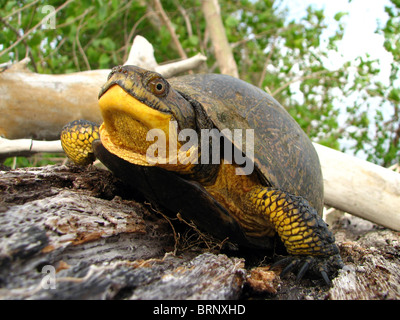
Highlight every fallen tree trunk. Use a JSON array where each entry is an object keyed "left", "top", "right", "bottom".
[
  {"left": 0, "top": 164, "right": 399, "bottom": 300},
  {"left": 0, "top": 165, "right": 245, "bottom": 300},
  {"left": 0, "top": 63, "right": 107, "bottom": 140},
  {"left": 314, "top": 143, "right": 400, "bottom": 231},
  {"left": 0, "top": 36, "right": 206, "bottom": 140}
]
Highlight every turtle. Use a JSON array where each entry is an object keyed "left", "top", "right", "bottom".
[{"left": 61, "top": 65, "right": 343, "bottom": 284}]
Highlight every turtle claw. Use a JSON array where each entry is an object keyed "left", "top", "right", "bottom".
[
  {"left": 280, "top": 258, "right": 300, "bottom": 278},
  {"left": 319, "top": 253, "right": 344, "bottom": 286},
  {"left": 271, "top": 256, "right": 292, "bottom": 268},
  {"left": 272, "top": 254, "right": 343, "bottom": 286},
  {"left": 320, "top": 269, "right": 330, "bottom": 286},
  {"left": 296, "top": 257, "right": 313, "bottom": 282}
]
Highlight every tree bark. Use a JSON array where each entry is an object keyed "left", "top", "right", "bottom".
[
  {"left": 201, "top": 0, "right": 239, "bottom": 78},
  {"left": 1, "top": 164, "right": 399, "bottom": 300},
  {"left": 0, "top": 165, "right": 245, "bottom": 300}
]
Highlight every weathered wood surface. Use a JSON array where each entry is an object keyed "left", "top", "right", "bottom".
[
  {"left": 0, "top": 65, "right": 106, "bottom": 140},
  {"left": 0, "top": 165, "right": 245, "bottom": 300},
  {"left": 0, "top": 164, "right": 399, "bottom": 300},
  {"left": 0, "top": 36, "right": 206, "bottom": 141},
  {"left": 314, "top": 143, "right": 400, "bottom": 231}
]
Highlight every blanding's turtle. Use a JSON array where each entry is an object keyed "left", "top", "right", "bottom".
[{"left": 61, "top": 65, "right": 343, "bottom": 284}]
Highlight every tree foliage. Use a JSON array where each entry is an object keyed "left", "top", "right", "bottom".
[{"left": 0, "top": 0, "right": 399, "bottom": 167}]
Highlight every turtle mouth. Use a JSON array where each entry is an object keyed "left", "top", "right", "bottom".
[
  {"left": 99, "top": 84, "right": 172, "bottom": 129},
  {"left": 98, "top": 84, "right": 172, "bottom": 165}
]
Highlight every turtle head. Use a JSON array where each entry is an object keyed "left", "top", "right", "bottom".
[{"left": 98, "top": 65, "right": 197, "bottom": 167}]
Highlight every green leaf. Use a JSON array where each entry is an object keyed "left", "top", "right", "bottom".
[
  {"left": 101, "top": 38, "right": 116, "bottom": 51},
  {"left": 188, "top": 35, "right": 199, "bottom": 46},
  {"left": 225, "top": 16, "right": 239, "bottom": 28},
  {"left": 99, "top": 53, "right": 110, "bottom": 68},
  {"left": 388, "top": 88, "right": 400, "bottom": 102},
  {"left": 334, "top": 12, "right": 348, "bottom": 21},
  {"left": 5, "top": 0, "right": 17, "bottom": 11}
]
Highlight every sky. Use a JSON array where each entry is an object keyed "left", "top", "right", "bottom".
[
  {"left": 278, "top": 0, "right": 394, "bottom": 157},
  {"left": 279, "top": 0, "right": 393, "bottom": 84}
]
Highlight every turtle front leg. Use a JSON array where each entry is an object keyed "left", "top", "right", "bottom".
[
  {"left": 60, "top": 120, "right": 100, "bottom": 165},
  {"left": 245, "top": 186, "right": 343, "bottom": 284}
]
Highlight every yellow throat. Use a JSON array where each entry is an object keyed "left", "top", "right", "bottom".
[{"left": 98, "top": 84, "right": 197, "bottom": 170}]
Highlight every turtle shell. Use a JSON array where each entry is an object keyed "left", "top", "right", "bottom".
[
  {"left": 169, "top": 74, "right": 324, "bottom": 215},
  {"left": 94, "top": 71, "right": 324, "bottom": 249}
]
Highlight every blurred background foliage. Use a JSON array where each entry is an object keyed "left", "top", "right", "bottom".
[{"left": 0, "top": 0, "right": 399, "bottom": 167}]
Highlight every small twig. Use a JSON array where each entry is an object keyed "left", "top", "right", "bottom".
[
  {"left": 270, "top": 69, "right": 330, "bottom": 97},
  {"left": 3, "top": 0, "right": 40, "bottom": 19},
  {"left": 231, "top": 31, "right": 273, "bottom": 49},
  {"left": 389, "top": 163, "right": 400, "bottom": 173},
  {"left": 72, "top": 37, "right": 80, "bottom": 71},
  {"left": 154, "top": 0, "right": 187, "bottom": 59},
  {"left": 231, "top": 24, "right": 297, "bottom": 49},
  {"left": 56, "top": 7, "right": 94, "bottom": 28},
  {"left": 257, "top": 38, "right": 277, "bottom": 88},
  {"left": 176, "top": 2, "right": 193, "bottom": 38},
  {"left": 75, "top": 16, "right": 90, "bottom": 70},
  {"left": 39, "top": 37, "right": 66, "bottom": 68},
  {"left": 200, "top": 24, "right": 209, "bottom": 54},
  {"left": 123, "top": 13, "right": 153, "bottom": 62},
  {"left": 0, "top": 15, "right": 38, "bottom": 72},
  {"left": 145, "top": 201, "right": 179, "bottom": 255},
  {"left": 83, "top": 20, "right": 106, "bottom": 51},
  {"left": 176, "top": 213, "right": 230, "bottom": 252},
  {"left": 0, "top": 0, "right": 74, "bottom": 59}
]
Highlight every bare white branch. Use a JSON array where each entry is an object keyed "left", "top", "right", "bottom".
[
  {"left": 0, "top": 137, "right": 63, "bottom": 158},
  {"left": 314, "top": 142, "right": 400, "bottom": 231}
]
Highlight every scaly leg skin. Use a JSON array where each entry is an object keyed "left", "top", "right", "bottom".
[
  {"left": 61, "top": 120, "right": 100, "bottom": 165},
  {"left": 245, "top": 186, "right": 343, "bottom": 285}
]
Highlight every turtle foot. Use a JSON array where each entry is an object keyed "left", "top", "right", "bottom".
[
  {"left": 61, "top": 120, "right": 100, "bottom": 166},
  {"left": 271, "top": 254, "right": 344, "bottom": 286}
]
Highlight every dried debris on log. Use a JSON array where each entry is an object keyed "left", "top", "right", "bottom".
[{"left": 0, "top": 164, "right": 399, "bottom": 300}]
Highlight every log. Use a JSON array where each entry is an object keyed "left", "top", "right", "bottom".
[
  {"left": 0, "top": 61, "right": 107, "bottom": 140},
  {"left": 314, "top": 143, "right": 400, "bottom": 231},
  {"left": 1, "top": 164, "right": 399, "bottom": 300},
  {"left": 0, "top": 36, "right": 206, "bottom": 140},
  {"left": 0, "top": 165, "right": 245, "bottom": 300},
  {"left": 329, "top": 215, "right": 400, "bottom": 300},
  {"left": 124, "top": 35, "right": 207, "bottom": 78}
]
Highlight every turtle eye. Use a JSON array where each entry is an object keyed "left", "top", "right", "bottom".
[{"left": 149, "top": 78, "right": 168, "bottom": 97}]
